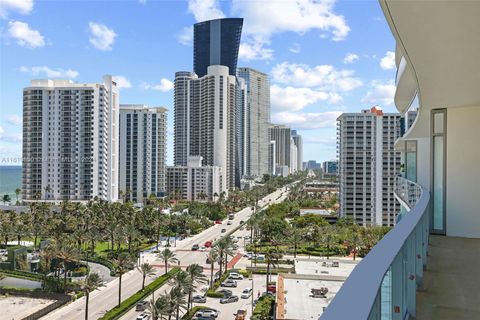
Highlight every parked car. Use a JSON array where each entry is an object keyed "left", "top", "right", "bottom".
[
  {"left": 136, "top": 313, "right": 150, "bottom": 320},
  {"left": 227, "top": 221, "right": 233, "bottom": 225},
  {"left": 241, "top": 288, "right": 253, "bottom": 299},
  {"left": 195, "top": 309, "right": 218, "bottom": 318},
  {"left": 204, "top": 241, "right": 213, "bottom": 248},
  {"left": 267, "top": 284, "right": 277, "bottom": 293},
  {"left": 234, "top": 309, "right": 247, "bottom": 320},
  {"left": 0, "top": 249, "right": 7, "bottom": 256},
  {"left": 135, "top": 300, "right": 148, "bottom": 311},
  {"left": 228, "top": 272, "right": 244, "bottom": 280},
  {"left": 215, "top": 220, "right": 222, "bottom": 224},
  {"left": 217, "top": 289, "right": 232, "bottom": 297},
  {"left": 221, "top": 228, "right": 226, "bottom": 233},
  {"left": 239, "top": 220, "right": 244, "bottom": 224},
  {"left": 256, "top": 255, "right": 265, "bottom": 261},
  {"left": 243, "top": 252, "right": 253, "bottom": 259},
  {"left": 199, "top": 245, "right": 206, "bottom": 251},
  {"left": 192, "top": 295, "right": 207, "bottom": 303},
  {"left": 220, "top": 295, "right": 239, "bottom": 304},
  {"left": 191, "top": 244, "right": 199, "bottom": 251},
  {"left": 221, "top": 279, "right": 237, "bottom": 287}
]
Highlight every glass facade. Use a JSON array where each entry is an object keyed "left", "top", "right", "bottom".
[
  {"left": 193, "top": 18, "right": 243, "bottom": 77},
  {"left": 432, "top": 109, "right": 446, "bottom": 234}
]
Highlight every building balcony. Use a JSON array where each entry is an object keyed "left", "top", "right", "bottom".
[{"left": 394, "top": 56, "right": 417, "bottom": 114}]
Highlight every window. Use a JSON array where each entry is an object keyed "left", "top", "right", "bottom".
[{"left": 431, "top": 109, "right": 446, "bottom": 234}]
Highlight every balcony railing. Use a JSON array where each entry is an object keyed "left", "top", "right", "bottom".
[
  {"left": 321, "top": 178, "right": 430, "bottom": 320},
  {"left": 394, "top": 176, "right": 421, "bottom": 210}
]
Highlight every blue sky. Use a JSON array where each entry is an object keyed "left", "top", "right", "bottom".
[{"left": 0, "top": 0, "right": 397, "bottom": 166}]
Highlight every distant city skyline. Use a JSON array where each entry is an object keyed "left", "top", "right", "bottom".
[{"left": 0, "top": 0, "right": 397, "bottom": 165}]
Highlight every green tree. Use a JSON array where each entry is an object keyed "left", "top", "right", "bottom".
[
  {"left": 186, "top": 264, "right": 208, "bottom": 310},
  {"left": 158, "top": 248, "right": 178, "bottom": 274},
  {"left": 14, "top": 188, "right": 21, "bottom": 205},
  {"left": 138, "top": 262, "right": 156, "bottom": 290},
  {"left": 2, "top": 194, "right": 11, "bottom": 205},
  {"left": 80, "top": 272, "right": 103, "bottom": 320},
  {"left": 113, "top": 252, "right": 133, "bottom": 306}
]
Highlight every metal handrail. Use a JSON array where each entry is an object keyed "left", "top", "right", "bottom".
[
  {"left": 321, "top": 178, "right": 430, "bottom": 320},
  {"left": 394, "top": 176, "right": 422, "bottom": 210}
]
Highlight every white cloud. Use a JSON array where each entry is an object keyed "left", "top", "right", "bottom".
[
  {"left": 362, "top": 81, "right": 396, "bottom": 106},
  {"left": 380, "top": 51, "right": 395, "bottom": 70},
  {"left": 0, "top": 125, "right": 22, "bottom": 143},
  {"left": 177, "top": 26, "right": 193, "bottom": 46},
  {"left": 232, "top": 0, "right": 350, "bottom": 41},
  {"left": 0, "top": 0, "right": 33, "bottom": 18},
  {"left": 271, "top": 85, "right": 340, "bottom": 112},
  {"left": 6, "top": 115, "right": 22, "bottom": 126},
  {"left": 271, "top": 62, "right": 362, "bottom": 92},
  {"left": 239, "top": 38, "right": 273, "bottom": 61},
  {"left": 289, "top": 43, "right": 301, "bottom": 54},
  {"left": 272, "top": 111, "right": 342, "bottom": 130},
  {"left": 343, "top": 53, "right": 359, "bottom": 64},
  {"left": 112, "top": 75, "right": 132, "bottom": 89},
  {"left": 187, "top": 0, "right": 225, "bottom": 22},
  {"left": 143, "top": 78, "right": 174, "bottom": 92},
  {"left": 19, "top": 66, "right": 78, "bottom": 78},
  {"left": 88, "top": 22, "right": 117, "bottom": 51},
  {"left": 7, "top": 21, "right": 44, "bottom": 48}
]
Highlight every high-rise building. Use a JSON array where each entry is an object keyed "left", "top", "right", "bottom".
[
  {"left": 290, "top": 137, "right": 298, "bottom": 173},
  {"left": 291, "top": 130, "right": 303, "bottom": 172},
  {"left": 166, "top": 156, "right": 222, "bottom": 202},
  {"left": 268, "top": 140, "right": 276, "bottom": 175},
  {"left": 173, "top": 65, "right": 236, "bottom": 190},
  {"left": 237, "top": 67, "right": 271, "bottom": 178},
  {"left": 323, "top": 160, "right": 338, "bottom": 175},
  {"left": 268, "top": 124, "right": 291, "bottom": 171},
  {"left": 22, "top": 76, "right": 119, "bottom": 202},
  {"left": 337, "top": 106, "right": 401, "bottom": 226},
  {"left": 305, "top": 160, "right": 321, "bottom": 170},
  {"left": 119, "top": 105, "right": 167, "bottom": 204},
  {"left": 193, "top": 18, "right": 243, "bottom": 77}
]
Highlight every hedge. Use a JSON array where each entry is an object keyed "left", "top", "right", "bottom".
[
  {"left": 99, "top": 267, "right": 180, "bottom": 320},
  {"left": 205, "top": 270, "right": 231, "bottom": 297},
  {"left": 181, "top": 306, "right": 210, "bottom": 320},
  {"left": 252, "top": 295, "right": 275, "bottom": 320},
  {"left": 0, "top": 269, "right": 43, "bottom": 281},
  {"left": 246, "top": 267, "right": 294, "bottom": 275}
]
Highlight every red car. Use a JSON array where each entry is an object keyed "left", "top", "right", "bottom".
[
  {"left": 215, "top": 220, "right": 222, "bottom": 224},
  {"left": 267, "top": 284, "right": 276, "bottom": 294},
  {"left": 204, "top": 240, "right": 213, "bottom": 248}
]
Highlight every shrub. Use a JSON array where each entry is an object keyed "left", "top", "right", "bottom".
[
  {"left": 252, "top": 295, "right": 275, "bottom": 320},
  {"left": 99, "top": 267, "right": 180, "bottom": 320}
]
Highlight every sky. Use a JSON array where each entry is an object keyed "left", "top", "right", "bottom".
[{"left": 0, "top": 0, "right": 398, "bottom": 166}]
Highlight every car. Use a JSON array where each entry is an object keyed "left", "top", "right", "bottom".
[
  {"left": 256, "top": 255, "right": 265, "bottom": 261},
  {"left": 220, "top": 295, "right": 239, "bottom": 304},
  {"left": 267, "top": 284, "right": 276, "bottom": 293},
  {"left": 227, "top": 221, "right": 233, "bottom": 225},
  {"left": 135, "top": 300, "right": 148, "bottom": 311},
  {"left": 228, "top": 272, "right": 244, "bottom": 280},
  {"left": 232, "top": 238, "right": 239, "bottom": 243},
  {"left": 136, "top": 313, "right": 150, "bottom": 320},
  {"left": 221, "top": 228, "right": 226, "bottom": 233},
  {"left": 195, "top": 309, "right": 218, "bottom": 318},
  {"left": 221, "top": 279, "right": 237, "bottom": 287},
  {"left": 244, "top": 236, "right": 250, "bottom": 240},
  {"left": 215, "top": 220, "right": 222, "bottom": 224},
  {"left": 234, "top": 309, "right": 247, "bottom": 320},
  {"left": 191, "top": 244, "right": 199, "bottom": 251},
  {"left": 239, "top": 220, "right": 244, "bottom": 224},
  {"left": 192, "top": 295, "right": 207, "bottom": 303},
  {"left": 217, "top": 289, "right": 232, "bottom": 297},
  {"left": 204, "top": 241, "right": 213, "bottom": 248},
  {"left": 243, "top": 252, "right": 253, "bottom": 259},
  {"left": 0, "top": 249, "right": 7, "bottom": 256},
  {"left": 241, "top": 288, "right": 253, "bottom": 299},
  {"left": 199, "top": 245, "right": 206, "bottom": 251}
]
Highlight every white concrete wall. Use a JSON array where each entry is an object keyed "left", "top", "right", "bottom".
[{"left": 446, "top": 105, "right": 480, "bottom": 238}]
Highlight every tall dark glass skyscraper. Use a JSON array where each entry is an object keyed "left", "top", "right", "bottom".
[{"left": 193, "top": 18, "right": 243, "bottom": 77}]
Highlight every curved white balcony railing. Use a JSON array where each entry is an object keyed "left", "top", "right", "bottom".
[
  {"left": 321, "top": 177, "right": 430, "bottom": 320},
  {"left": 394, "top": 176, "right": 422, "bottom": 211},
  {"left": 395, "top": 56, "right": 417, "bottom": 114}
]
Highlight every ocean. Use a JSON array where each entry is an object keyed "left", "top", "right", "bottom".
[{"left": 0, "top": 166, "right": 22, "bottom": 201}]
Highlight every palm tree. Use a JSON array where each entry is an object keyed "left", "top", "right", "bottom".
[
  {"left": 168, "top": 285, "right": 187, "bottom": 320},
  {"left": 148, "top": 294, "right": 171, "bottom": 320},
  {"left": 113, "top": 252, "right": 133, "bottom": 306},
  {"left": 215, "top": 236, "right": 235, "bottom": 275},
  {"left": 186, "top": 264, "right": 207, "bottom": 310},
  {"left": 138, "top": 262, "right": 156, "bottom": 290},
  {"left": 80, "top": 272, "right": 103, "bottom": 320},
  {"left": 14, "top": 188, "right": 21, "bottom": 205},
  {"left": 56, "top": 244, "right": 78, "bottom": 292},
  {"left": 158, "top": 248, "right": 178, "bottom": 274},
  {"left": 2, "top": 194, "right": 11, "bottom": 205},
  {"left": 264, "top": 247, "right": 282, "bottom": 293},
  {"left": 207, "top": 248, "right": 219, "bottom": 289}
]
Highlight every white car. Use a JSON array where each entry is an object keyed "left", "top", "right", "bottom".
[
  {"left": 241, "top": 288, "right": 253, "bottom": 299},
  {"left": 195, "top": 309, "right": 218, "bottom": 318},
  {"left": 199, "top": 246, "right": 207, "bottom": 251},
  {"left": 228, "top": 272, "right": 244, "bottom": 280},
  {"left": 0, "top": 249, "right": 7, "bottom": 256},
  {"left": 136, "top": 313, "right": 150, "bottom": 320}
]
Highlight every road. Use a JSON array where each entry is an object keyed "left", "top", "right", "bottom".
[{"left": 42, "top": 185, "right": 291, "bottom": 320}]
